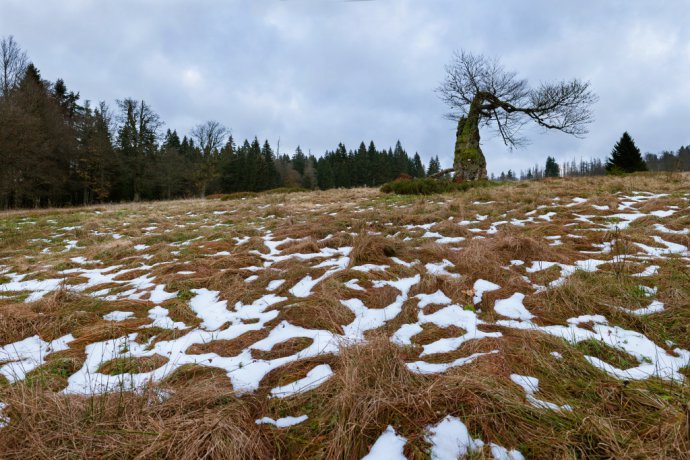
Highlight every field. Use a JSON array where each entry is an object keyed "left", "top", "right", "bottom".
[{"left": 1, "top": 173, "right": 689, "bottom": 459}]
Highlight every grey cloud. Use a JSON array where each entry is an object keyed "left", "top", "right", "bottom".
[{"left": 2, "top": 0, "right": 688, "bottom": 174}]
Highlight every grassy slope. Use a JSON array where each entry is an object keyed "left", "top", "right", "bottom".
[{"left": 0, "top": 172, "right": 689, "bottom": 459}]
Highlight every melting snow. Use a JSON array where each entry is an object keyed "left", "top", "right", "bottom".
[
  {"left": 362, "top": 426, "right": 407, "bottom": 460},
  {"left": 270, "top": 364, "right": 334, "bottom": 398},
  {"left": 256, "top": 415, "right": 308, "bottom": 427}
]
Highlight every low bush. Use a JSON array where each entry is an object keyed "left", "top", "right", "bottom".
[
  {"left": 263, "top": 187, "right": 309, "bottom": 195},
  {"left": 380, "top": 177, "right": 499, "bottom": 195},
  {"left": 209, "top": 188, "right": 309, "bottom": 201},
  {"left": 219, "top": 192, "right": 258, "bottom": 201}
]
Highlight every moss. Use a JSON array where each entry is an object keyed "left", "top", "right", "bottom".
[{"left": 453, "top": 96, "right": 488, "bottom": 181}]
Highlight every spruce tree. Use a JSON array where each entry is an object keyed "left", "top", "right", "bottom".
[
  {"left": 605, "top": 132, "right": 647, "bottom": 173},
  {"left": 427, "top": 156, "right": 441, "bottom": 176},
  {"left": 412, "top": 153, "right": 425, "bottom": 177},
  {"left": 292, "top": 146, "right": 306, "bottom": 175},
  {"left": 316, "top": 158, "right": 335, "bottom": 189},
  {"left": 544, "top": 156, "right": 560, "bottom": 177}
]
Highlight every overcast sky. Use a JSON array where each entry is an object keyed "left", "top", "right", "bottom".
[{"left": 2, "top": 0, "right": 689, "bottom": 174}]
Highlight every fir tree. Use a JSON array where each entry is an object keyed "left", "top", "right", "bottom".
[{"left": 605, "top": 132, "right": 647, "bottom": 173}]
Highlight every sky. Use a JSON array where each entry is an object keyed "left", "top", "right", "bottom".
[{"left": 2, "top": 0, "right": 689, "bottom": 175}]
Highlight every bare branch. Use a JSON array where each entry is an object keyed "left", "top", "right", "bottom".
[
  {"left": 0, "top": 35, "right": 28, "bottom": 97},
  {"left": 437, "top": 50, "right": 597, "bottom": 147},
  {"left": 191, "top": 120, "right": 229, "bottom": 157}
]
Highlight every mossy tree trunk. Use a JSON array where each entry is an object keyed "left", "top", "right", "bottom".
[{"left": 453, "top": 95, "right": 487, "bottom": 181}]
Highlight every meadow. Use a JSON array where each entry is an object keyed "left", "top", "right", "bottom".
[{"left": 0, "top": 173, "right": 689, "bottom": 459}]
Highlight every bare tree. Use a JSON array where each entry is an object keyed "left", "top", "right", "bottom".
[
  {"left": 191, "top": 120, "right": 229, "bottom": 157},
  {"left": 437, "top": 51, "right": 597, "bottom": 181},
  {"left": 1, "top": 35, "right": 28, "bottom": 97},
  {"left": 191, "top": 120, "right": 229, "bottom": 197}
]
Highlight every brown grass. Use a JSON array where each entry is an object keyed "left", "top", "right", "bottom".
[
  {"left": 0, "top": 383, "right": 273, "bottom": 459},
  {"left": 350, "top": 233, "right": 402, "bottom": 266},
  {"left": 97, "top": 354, "right": 169, "bottom": 375},
  {"left": 1, "top": 174, "right": 689, "bottom": 458},
  {"left": 187, "top": 329, "right": 270, "bottom": 357},
  {"left": 251, "top": 337, "right": 314, "bottom": 360}
]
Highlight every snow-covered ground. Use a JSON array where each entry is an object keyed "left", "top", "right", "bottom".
[{"left": 1, "top": 184, "right": 688, "bottom": 457}]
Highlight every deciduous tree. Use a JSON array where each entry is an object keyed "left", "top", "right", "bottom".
[{"left": 438, "top": 51, "right": 597, "bottom": 181}]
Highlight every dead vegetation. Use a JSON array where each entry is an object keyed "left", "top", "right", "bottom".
[{"left": 0, "top": 173, "right": 689, "bottom": 458}]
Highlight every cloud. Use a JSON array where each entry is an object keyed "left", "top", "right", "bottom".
[{"left": 1, "top": 0, "right": 689, "bottom": 174}]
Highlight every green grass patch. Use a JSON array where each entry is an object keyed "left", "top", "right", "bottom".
[{"left": 576, "top": 340, "right": 639, "bottom": 369}]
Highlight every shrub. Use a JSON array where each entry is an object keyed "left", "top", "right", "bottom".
[
  {"left": 263, "top": 187, "right": 309, "bottom": 195},
  {"left": 380, "top": 178, "right": 498, "bottom": 195},
  {"left": 209, "top": 188, "right": 308, "bottom": 201},
  {"left": 219, "top": 192, "right": 258, "bottom": 201}
]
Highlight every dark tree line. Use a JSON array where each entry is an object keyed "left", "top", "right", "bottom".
[
  {"left": 313, "top": 141, "right": 429, "bottom": 190},
  {"left": 501, "top": 146, "right": 689, "bottom": 183},
  {"left": 0, "top": 37, "right": 432, "bottom": 209},
  {"left": 644, "top": 146, "right": 690, "bottom": 172}
]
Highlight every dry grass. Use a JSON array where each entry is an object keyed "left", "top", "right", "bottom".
[
  {"left": 187, "top": 330, "right": 270, "bottom": 357},
  {"left": 1, "top": 173, "right": 689, "bottom": 458},
  {"left": 0, "top": 383, "right": 273, "bottom": 459}
]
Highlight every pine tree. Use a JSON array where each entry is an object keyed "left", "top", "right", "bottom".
[
  {"left": 544, "top": 156, "right": 560, "bottom": 177},
  {"left": 605, "top": 132, "right": 647, "bottom": 173}
]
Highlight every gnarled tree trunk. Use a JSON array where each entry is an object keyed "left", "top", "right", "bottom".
[{"left": 453, "top": 96, "right": 487, "bottom": 181}]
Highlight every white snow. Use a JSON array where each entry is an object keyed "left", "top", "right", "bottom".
[
  {"left": 473, "top": 279, "right": 500, "bottom": 305},
  {"left": 267, "top": 279, "right": 285, "bottom": 291},
  {"left": 255, "top": 415, "right": 308, "bottom": 427},
  {"left": 622, "top": 300, "right": 665, "bottom": 316},
  {"left": 270, "top": 364, "right": 334, "bottom": 398},
  {"left": 425, "top": 259, "right": 461, "bottom": 278},
  {"left": 494, "top": 293, "right": 533, "bottom": 320},
  {"left": 103, "top": 311, "right": 134, "bottom": 321},
  {"left": 510, "top": 374, "right": 572, "bottom": 411},
  {"left": 426, "top": 416, "right": 484, "bottom": 459},
  {"left": 362, "top": 426, "right": 407, "bottom": 460},
  {"left": 0, "top": 334, "right": 74, "bottom": 382},
  {"left": 416, "top": 290, "right": 452, "bottom": 309},
  {"left": 407, "top": 350, "right": 499, "bottom": 374}
]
